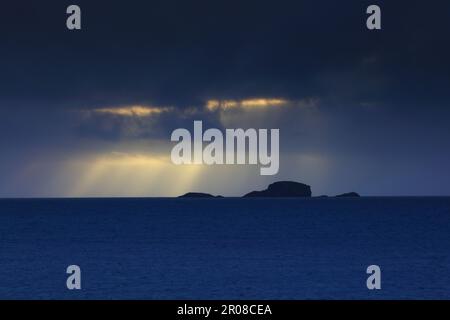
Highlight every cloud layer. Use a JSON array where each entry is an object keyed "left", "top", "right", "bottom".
[{"left": 1, "top": 1, "right": 450, "bottom": 196}]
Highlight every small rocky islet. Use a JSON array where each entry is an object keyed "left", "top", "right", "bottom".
[{"left": 179, "top": 181, "right": 360, "bottom": 198}]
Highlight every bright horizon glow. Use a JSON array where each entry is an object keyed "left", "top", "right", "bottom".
[{"left": 65, "top": 152, "right": 203, "bottom": 197}]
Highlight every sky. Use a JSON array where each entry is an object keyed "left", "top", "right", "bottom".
[{"left": 1, "top": 0, "right": 450, "bottom": 197}]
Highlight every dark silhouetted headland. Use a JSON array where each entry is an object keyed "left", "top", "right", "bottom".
[
  {"left": 336, "top": 192, "right": 360, "bottom": 198},
  {"left": 243, "top": 181, "right": 312, "bottom": 198},
  {"left": 179, "top": 181, "right": 361, "bottom": 198},
  {"left": 179, "top": 192, "right": 223, "bottom": 198}
]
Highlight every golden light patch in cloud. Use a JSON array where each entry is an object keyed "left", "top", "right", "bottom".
[
  {"left": 94, "top": 105, "right": 172, "bottom": 117},
  {"left": 206, "top": 98, "right": 288, "bottom": 111},
  {"left": 241, "top": 98, "right": 288, "bottom": 108},
  {"left": 206, "top": 100, "right": 220, "bottom": 110}
]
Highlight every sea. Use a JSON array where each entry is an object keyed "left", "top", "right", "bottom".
[{"left": 0, "top": 197, "right": 449, "bottom": 299}]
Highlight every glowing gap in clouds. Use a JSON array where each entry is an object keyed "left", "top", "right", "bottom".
[
  {"left": 94, "top": 105, "right": 173, "bottom": 117},
  {"left": 206, "top": 98, "right": 289, "bottom": 111},
  {"left": 66, "top": 152, "right": 203, "bottom": 197}
]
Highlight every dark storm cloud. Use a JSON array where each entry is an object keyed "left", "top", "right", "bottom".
[
  {"left": 1, "top": 0, "right": 449, "bottom": 109},
  {"left": 75, "top": 105, "right": 223, "bottom": 140}
]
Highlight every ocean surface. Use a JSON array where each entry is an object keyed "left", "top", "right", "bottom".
[{"left": 1, "top": 197, "right": 450, "bottom": 300}]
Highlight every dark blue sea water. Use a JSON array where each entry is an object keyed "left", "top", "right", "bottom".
[{"left": 1, "top": 197, "right": 450, "bottom": 300}]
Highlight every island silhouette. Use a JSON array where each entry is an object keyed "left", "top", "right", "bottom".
[
  {"left": 178, "top": 181, "right": 360, "bottom": 198},
  {"left": 179, "top": 192, "right": 224, "bottom": 198}
]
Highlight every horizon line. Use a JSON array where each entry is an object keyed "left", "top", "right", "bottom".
[{"left": 1, "top": 195, "right": 450, "bottom": 200}]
